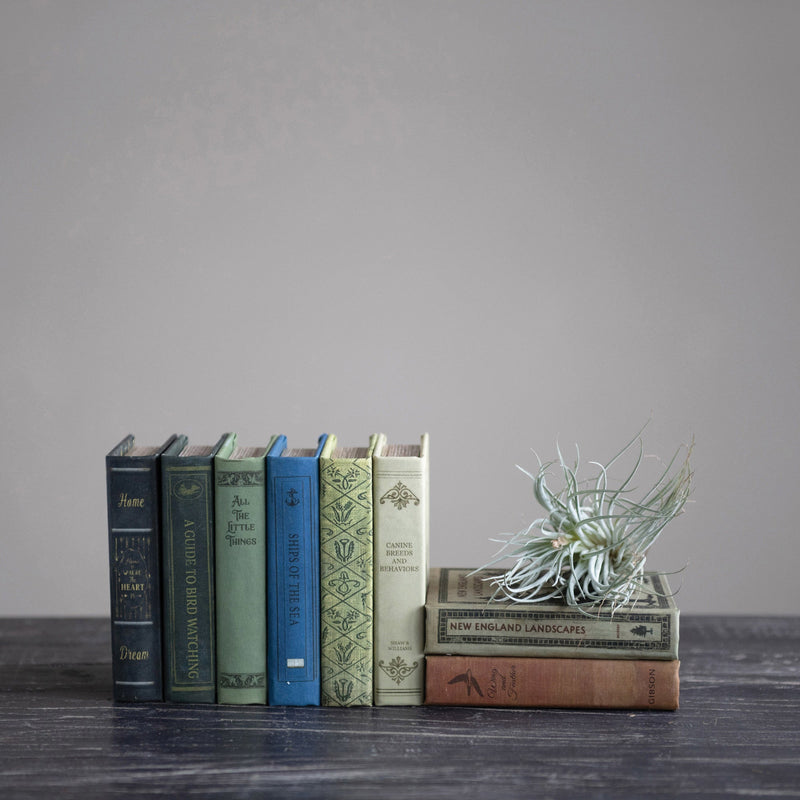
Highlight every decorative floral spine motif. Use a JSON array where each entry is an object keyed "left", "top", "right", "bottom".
[
  {"left": 319, "top": 453, "right": 374, "bottom": 706},
  {"left": 333, "top": 678, "right": 354, "bottom": 704},
  {"left": 378, "top": 656, "right": 419, "bottom": 686},
  {"left": 333, "top": 642, "right": 357, "bottom": 667},
  {"left": 219, "top": 672, "right": 266, "bottom": 689},
  {"left": 216, "top": 470, "right": 264, "bottom": 487},
  {"left": 379, "top": 481, "right": 420, "bottom": 510},
  {"left": 334, "top": 538, "right": 355, "bottom": 563},
  {"left": 323, "top": 607, "right": 361, "bottom": 633},
  {"left": 327, "top": 570, "right": 362, "bottom": 598},
  {"left": 331, "top": 500, "right": 355, "bottom": 525},
  {"left": 330, "top": 467, "right": 361, "bottom": 492}
]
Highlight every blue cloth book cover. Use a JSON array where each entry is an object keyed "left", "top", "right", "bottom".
[{"left": 266, "top": 434, "right": 327, "bottom": 706}]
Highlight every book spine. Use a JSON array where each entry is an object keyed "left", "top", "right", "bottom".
[
  {"left": 426, "top": 607, "right": 679, "bottom": 660},
  {"left": 162, "top": 457, "right": 217, "bottom": 703},
  {"left": 425, "top": 655, "right": 680, "bottom": 710},
  {"left": 373, "top": 439, "right": 429, "bottom": 705},
  {"left": 215, "top": 455, "right": 267, "bottom": 704},
  {"left": 319, "top": 451, "right": 374, "bottom": 706},
  {"left": 426, "top": 569, "right": 679, "bottom": 660},
  {"left": 106, "top": 446, "right": 164, "bottom": 701},
  {"left": 267, "top": 444, "right": 323, "bottom": 705}
]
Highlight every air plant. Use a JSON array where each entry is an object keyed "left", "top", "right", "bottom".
[{"left": 477, "top": 428, "right": 692, "bottom": 614}]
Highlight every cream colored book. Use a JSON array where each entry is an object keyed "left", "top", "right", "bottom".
[{"left": 372, "top": 433, "right": 429, "bottom": 705}]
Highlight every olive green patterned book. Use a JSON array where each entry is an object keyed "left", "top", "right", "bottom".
[{"left": 319, "top": 434, "right": 380, "bottom": 706}]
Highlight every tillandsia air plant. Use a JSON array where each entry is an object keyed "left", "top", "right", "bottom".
[{"left": 477, "top": 428, "right": 692, "bottom": 614}]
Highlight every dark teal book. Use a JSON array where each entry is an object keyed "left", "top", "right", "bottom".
[
  {"left": 266, "top": 434, "right": 327, "bottom": 706},
  {"left": 162, "top": 433, "right": 233, "bottom": 704},
  {"left": 106, "top": 434, "right": 182, "bottom": 702}
]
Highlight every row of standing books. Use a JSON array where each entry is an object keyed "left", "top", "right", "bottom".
[
  {"left": 106, "top": 432, "right": 429, "bottom": 706},
  {"left": 107, "top": 432, "right": 680, "bottom": 710}
]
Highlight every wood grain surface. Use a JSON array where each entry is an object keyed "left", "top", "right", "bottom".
[{"left": 1, "top": 616, "right": 798, "bottom": 798}]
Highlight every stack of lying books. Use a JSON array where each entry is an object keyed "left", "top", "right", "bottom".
[{"left": 423, "top": 567, "right": 680, "bottom": 710}]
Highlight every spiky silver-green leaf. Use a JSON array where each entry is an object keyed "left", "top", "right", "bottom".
[{"left": 477, "top": 429, "right": 692, "bottom": 613}]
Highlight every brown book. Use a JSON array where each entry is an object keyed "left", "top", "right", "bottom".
[{"left": 425, "top": 655, "right": 679, "bottom": 710}]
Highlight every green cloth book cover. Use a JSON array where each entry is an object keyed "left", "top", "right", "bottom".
[
  {"left": 319, "top": 434, "right": 379, "bottom": 706},
  {"left": 215, "top": 435, "right": 277, "bottom": 705}
]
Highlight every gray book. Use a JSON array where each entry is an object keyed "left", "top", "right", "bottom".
[{"left": 426, "top": 567, "right": 679, "bottom": 660}]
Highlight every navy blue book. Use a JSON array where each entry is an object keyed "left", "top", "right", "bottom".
[
  {"left": 266, "top": 434, "right": 327, "bottom": 706},
  {"left": 161, "top": 433, "right": 234, "bottom": 703},
  {"left": 106, "top": 434, "right": 182, "bottom": 702}
]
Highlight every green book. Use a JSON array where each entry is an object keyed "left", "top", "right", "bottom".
[
  {"left": 319, "top": 434, "right": 379, "bottom": 706},
  {"left": 214, "top": 435, "right": 276, "bottom": 705},
  {"left": 162, "top": 433, "right": 232, "bottom": 704}
]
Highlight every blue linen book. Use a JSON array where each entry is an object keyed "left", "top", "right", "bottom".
[{"left": 266, "top": 434, "right": 327, "bottom": 706}]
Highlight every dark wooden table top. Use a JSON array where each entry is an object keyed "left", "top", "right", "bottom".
[{"left": 1, "top": 615, "right": 798, "bottom": 799}]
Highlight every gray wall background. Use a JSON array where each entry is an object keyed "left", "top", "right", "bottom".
[{"left": 2, "top": 1, "right": 798, "bottom": 617}]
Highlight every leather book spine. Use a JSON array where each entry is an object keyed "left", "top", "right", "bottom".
[
  {"left": 266, "top": 435, "right": 327, "bottom": 706},
  {"left": 106, "top": 435, "right": 177, "bottom": 702},
  {"left": 425, "top": 655, "right": 680, "bottom": 710}
]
